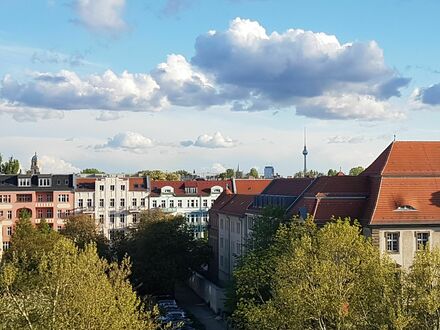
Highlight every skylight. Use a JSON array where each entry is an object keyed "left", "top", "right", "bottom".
[{"left": 395, "top": 205, "right": 417, "bottom": 211}]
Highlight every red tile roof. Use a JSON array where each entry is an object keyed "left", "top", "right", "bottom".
[
  {"left": 128, "top": 177, "right": 147, "bottom": 191},
  {"left": 234, "top": 179, "right": 272, "bottom": 195},
  {"left": 149, "top": 180, "right": 232, "bottom": 197},
  {"left": 370, "top": 177, "right": 440, "bottom": 225},
  {"left": 210, "top": 194, "right": 255, "bottom": 217},
  {"left": 363, "top": 141, "right": 440, "bottom": 176}
]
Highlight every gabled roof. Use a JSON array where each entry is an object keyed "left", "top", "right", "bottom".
[
  {"left": 234, "top": 179, "right": 272, "bottom": 195},
  {"left": 362, "top": 141, "right": 440, "bottom": 177},
  {"left": 210, "top": 194, "right": 255, "bottom": 217}
]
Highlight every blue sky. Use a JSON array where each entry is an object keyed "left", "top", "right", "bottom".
[{"left": 0, "top": 0, "right": 439, "bottom": 175}]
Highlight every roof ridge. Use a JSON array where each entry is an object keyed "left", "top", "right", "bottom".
[{"left": 381, "top": 141, "right": 395, "bottom": 176}]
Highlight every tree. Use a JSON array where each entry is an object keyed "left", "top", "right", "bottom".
[
  {"left": 0, "top": 239, "right": 158, "bottom": 330},
  {"left": 219, "top": 168, "right": 235, "bottom": 179},
  {"left": 81, "top": 168, "right": 104, "bottom": 174},
  {"left": 0, "top": 155, "right": 20, "bottom": 174},
  {"left": 231, "top": 219, "right": 403, "bottom": 329},
  {"left": 116, "top": 210, "right": 211, "bottom": 295},
  {"left": 61, "top": 215, "right": 110, "bottom": 259},
  {"left": 293, "top": 169, "right": 324, "bottom": 178},
  {"left": 247, "top": 168, "right": 259, "bottom": 179},
  {"left": 165, "top": 172, "right": 180, "bottom": 181},
  {"left": 349, "top": 166, "right": 364, "bottom": 176},
  {"left": 327, "top": 169, "right": 338, "bottom": 176}
]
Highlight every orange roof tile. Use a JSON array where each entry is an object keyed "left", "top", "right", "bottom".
[{"left": 234, "top": 179, "right": 272, "bottom": 195}]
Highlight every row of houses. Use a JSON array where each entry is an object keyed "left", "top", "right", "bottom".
[
  {"left": 208, "top": 141, "right": 440, "bottom": 284},
  {"left": 0, "top": 154, "right": 267, "bottom": 253}
]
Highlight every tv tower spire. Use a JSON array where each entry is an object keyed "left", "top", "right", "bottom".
[{"left": 302, "top": 128, "right": 308, "bottom": 177}]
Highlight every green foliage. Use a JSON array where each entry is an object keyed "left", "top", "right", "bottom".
[
  {"left": 81, "top": 168, "right": 104, "bottom": 174},
  {"left": 116, "top": 210, "right": 211, "bottom": 295},
  {"left": 294, "top": 169, "right": 324, "bottom": 178},
  {"left": 247, "top": 168, "right": 259, "bottom": 179},
  {"left": 219, "top": 168, "right": 235, "bottom": 179},
  {"left": 327, "top": 169, "right": 338, "bottom": 176},
  {"left": 61, "top": 215, "right": 111, "bottom": 260},
  {"left": 0, "top": 155, "right": 20, "bottom": 174},
  {"left": 0, "top": 239, "right": 158, "bottom": 330},
  {"left": 349, "top": 166, "right": 365, "bottom": 176},
  {"left": 136, "top": 169, "right": 188, "bottom": 181},
  {"left": 231, "top": 218, "right": 405, "bottom": 329}
]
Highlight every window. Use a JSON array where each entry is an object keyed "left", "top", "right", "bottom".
[
  {"left": 7, "top": 226, "right": 12, "bottom": 236},
  {"left": 120, "top": 199, "right": 125, "bottom": 207},
  {"left": 0, "top": 211, "right": 3, "bottom": 217},
  {"left": 236, "top": 222, "right": 241, "bottom": 234},
  {"left": 37, "top": 209, "right": 43, "bottom": 218},
  {"left": 0, "top": 195, "right": 11, "bottom": 203},
  {"left": 47, "top": 209, "right": 53, "bottom": 218},
  {"left": 110, "top": 214, "right": 115, "bottom": 224},
  {"left": 417, "top": 232, "right": 430, "bottom": 250},
  {"left": 220, "top": 237, "right": 224, "bottom": 248},
  {"left": 203, "top": 199, "right": 208, "bottom": 208},
  {"left": 185, "top": 187, "right": 197, "bottom": 194},
  {"left": 120, "top": 214, "right": 126, "bottom": 224},
  {"left": 57, "top": 180, "right": 61, "bottom": 185},
  {"left": 121, "top": 185, "right": 125, "bottom": 191},
  {"left": 99, "top": 214, "right": 104, "bottom": 224},
  {"left": 58, "top": 194, "right": 69, "bottom": 203},
  {"left": 58, "top": 225, "right": 62, "bottom": 231},
  {"left": 78, "top": 199, "right": 83, "bottom": 208},
  {"left": 220, "top": 255, "right": 224, "bottom": 267},
  {"left": 140, "top": 198, "right": 145, "bottom": 207},
  {"left": 152, "top": 200, "right": 157, "bottom": 208},
  {"left": 110, "top": 185, "right": 115, "bottom": 191},
  {"left": 57, "top": 210, "right": 62, "bottom": 218},
  {"left": 47, "top": 194, "right": 53, "bottom": 202},
  {"left": 220, "top": 218, "right": 224, "bottom": 230},
  {"left": 65, "top": 179, "right": 69, "bottom": 185},
  {"left": 17, "top": 194, "right": 32, "bottom": 203},
  {"left": 87, "top": 199, "right": 92, "bottom": 207},
  {"left": 386, "top": 232, "right": 399, "bottom": 252},
  {"left": 18, "top": 178, "right": 31, "bottom": 187},
  {"left": 396, "top": 205, "right": 417, "bottom": 211},
  {"left": 178, "top": 200, "right": 182, "bottom": 208},
  {"left": 38, "top": 178, "right": 51, "bottom": 187},
  {"left": 7, "top": 211, "right": 12, "bottom": 219},
  {"left": 236, "top": 242, "right": 241, "bottom": 254},
  {"left": 190, "top": 200, "right": 195, "bottom": 208},
  {"left": 161, "top": 200, "right": 166, "bottom": 208},
  {"left": 211, "top": 200, "right": 215, "bottom": 207},
  {"left": 99, "top": 185, "right": 104, "bottom": 191},
  {"left": 99, "top": 199, "right": 104, "bottom": 207},
  {"left": 133, "top": 213, "right": 138, "bottom": 223},
  {"left": 3, "top": 242, "right": 10, "bottom": 251},
  {"left": 37, "top": 194, "right": 43, "bottom": 202},
  {"left": 110, "top": 198, "right": 115, "bottom": 207},
  {"left": 132, "top": 198, "right": 137, "bottom": 207},
  {"left": 169, "top": 200, "right": 174, "bottom": 208}
]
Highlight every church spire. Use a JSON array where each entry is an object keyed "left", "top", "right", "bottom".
[{"left": 302, "top": 128, "right": 308, "bottom": 177}]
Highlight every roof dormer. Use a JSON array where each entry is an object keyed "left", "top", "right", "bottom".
[
  {"left": 210, "top": 185, "right": 223, "bottom": 195},
  {"left": 161, "top": 186, "right": 174, "bottom": 195}
]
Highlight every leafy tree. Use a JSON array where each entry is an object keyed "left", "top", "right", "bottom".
[
  {"left": 327, "top": 169, "right": 338, "bottom": 176},
  {"left": 247, "top": 168, "right": 259, "bottom": 179},
  {"left": 165, "top": 172, "right": 180, "bottom": 181},
  {"left": 61, "top": 215, "right": 110, "bottom": 259},
  {"left": 349, "top": 166, "right": 364, "bottom": 176},
  {"left": 81, "top": 168, "right": 104, "bottom": 174},
  {"left": 219, "top": 168, "right": 235, "bottom": 179},
  {"left": 231, "top": 219, "right": 403, "bottom": 329},
  {"left": 116, "top": 210, "right": 211, "bottom": 295},
  {"left": 0, "top": 239, "right": 158, "bottom": 329},
  {"left": 293, "top": 169, "right": 324, "bottom": 178},
  {"left": 405, "top": 248, "right": 440, "bottom": 329},
  {"left": 0, "top": 155, "right": 20, "bottom": 174}
]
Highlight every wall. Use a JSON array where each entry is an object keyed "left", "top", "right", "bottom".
[{"left": 188, "top": 272, "right": 226, "bottom": 314}]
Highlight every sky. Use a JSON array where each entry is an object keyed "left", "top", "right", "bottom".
[{"left": 0, "top": 0, "right": 440, "bottom": 176}]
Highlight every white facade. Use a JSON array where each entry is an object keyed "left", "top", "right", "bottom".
[
  {"left": 75, "top": 175, "right": 148, "bottom": 239},
  {"left": 148, "top": 185, "right": 224, "bottom": 239}
]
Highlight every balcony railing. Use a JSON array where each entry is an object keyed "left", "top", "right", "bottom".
[{"left": 35, "top": 202, "right": 54, "bottom": 207}]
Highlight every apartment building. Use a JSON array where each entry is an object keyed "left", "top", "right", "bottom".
[
  {"left": 0, "top": 154, "right": 75, "bottom": 254},
  {"left": 75, "top": 175, "right": 149, "bottom": 239}
]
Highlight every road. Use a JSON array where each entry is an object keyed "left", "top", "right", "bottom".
[{"left": 175, "top": 284, "right": 227, "bottom": 330}]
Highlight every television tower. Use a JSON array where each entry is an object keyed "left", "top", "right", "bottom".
[{"left": 302, "top": 128, "right": 308, "bottom": 177}]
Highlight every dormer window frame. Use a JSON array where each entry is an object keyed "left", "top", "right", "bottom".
[
  {"left": 394, "top": 205, "right": 417, "bottom": 211},
  {"left": 38, "top": 177, "right": 52, "bottom": 187},
  {"left": 161, "top": 186, "right": 174, "bottom": 195},
  {"left": 18, "top": 177, "right": 31, "bottom": 187}
]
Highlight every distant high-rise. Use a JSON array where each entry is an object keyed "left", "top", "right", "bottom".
[{"left": 264, "top": 166, "right": 275, "bottom": 179}]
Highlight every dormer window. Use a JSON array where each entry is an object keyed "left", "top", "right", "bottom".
[
  {"left": 38, "top": 178, "right": 51, "bottom": 187},
  {"left": 395, "top": 205, "right": 417, "bottom": 211},
  {"left": 210, "top": 186, "right": 223, "bottom": 195},
  {"left": 185, "top": 187, "right": 197, "bottom": 194},
  {"left": 18, "top": 178, "right": 31, "bottom": 187},
  {"left": 161, "top": 186, "right": 174, "bottom": 194}
]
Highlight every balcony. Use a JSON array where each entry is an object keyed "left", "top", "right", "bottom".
[
  {"left": 162, "top": 207, "right": 178, "bottom": 213},
  {"left": 128, "top": 207, "right": 141, "bottom": 213},
  {"left": 36, "top": 202, "right": 54, "bottom": 208},
  {"left": 35, "top": 218, "right": 54, "bottom": 223},
  {"left": 80, "top": 207, "right": 95, "bottom": 214}
]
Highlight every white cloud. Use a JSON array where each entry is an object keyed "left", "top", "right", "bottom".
[
  {"left": 72, "top": 0, "right": 127, "bottom": 34},
  {"left": 210, "top": 162, "right": 227, "bottom": 173},
  {"left": 96, "top": 111, "right": 123, "bottom": 121},
  {"left": 1, "top": 70, "right": 164, "bottom": 111},
  {"left": 95, "top": 131, "right": 155, "bottom": 152},
  {"left": 0, "top": 101, "right": 64, "bottom": 122},
  {"left": 182, "top": 132, "right": 237, "bottom": 148},
  {"left": 39, "top": 155, "right": 80, "bottom": 174}
]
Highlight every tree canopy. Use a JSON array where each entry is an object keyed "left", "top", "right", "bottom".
[
  {"left": 349, "top": 166, "right": 365, "bottom": 176},
  {"left": 247, "top": 168, "right": 259, "bottom": 179},
  {"left": 0, "top": 155, "right": 20, "bottom": 174},
  {"left": 81, "top": 168, "right": 104, "bottom": 174},
  {"left": 136, "top": 169, "right": 187, "bottom": 181},
  {"left": 293, "top": 169, "right": 324, "bottom": 178}
]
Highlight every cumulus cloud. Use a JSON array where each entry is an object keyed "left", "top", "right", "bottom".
[
  {"left": 39, "top": 155, "right": 80, "bottom": 174},
  {"left": 72, "top": 0, "right": 127, "bottom": 34},
  {"left": 0, "top": 17, "right": 409, "bottom": 121},
  {"left": 413, "top": 84, "right": 440, "bottom": 108},
  {"left": 95, "top": 131, "right": 155, "bottom": 152},
  {"left": 182, "top": 132, "right": 237, "bottom": 148}
]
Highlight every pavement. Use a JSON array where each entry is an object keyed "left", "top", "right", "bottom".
[{"left": 175, "top": 284, "right": 227, "bottom": 330}]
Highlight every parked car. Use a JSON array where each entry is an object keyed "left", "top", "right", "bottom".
[{"left": 157, "top": 299, "right": 178, "bottom": 308}]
